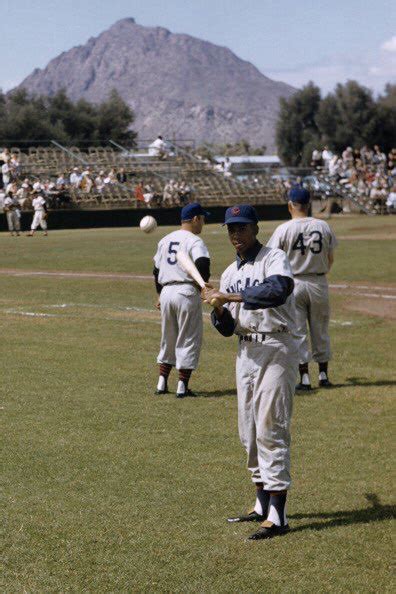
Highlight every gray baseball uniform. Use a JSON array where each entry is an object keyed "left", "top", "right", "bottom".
[
  {"left": 154, "top": 229, "right": 210, "bottom": 370},
  {"left": 212, "top": 243, "right": 298, "bottom": 491},
  {"left": 267, "top": 217, "right": 337, "bottom": 364},
  {"left": 31, "top": 196, "right": 47, "bottom": 231},
  {"left": 4, "top": 196, "right": 21, "bottom": 233}
]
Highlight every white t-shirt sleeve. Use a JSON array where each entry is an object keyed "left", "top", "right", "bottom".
[{"left": 266, "top": 248, "right": 294, "bottom": 279}]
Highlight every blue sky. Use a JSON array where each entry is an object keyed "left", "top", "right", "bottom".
[{"left": 1, "top": 0, "right": 395, "bottom": 94}]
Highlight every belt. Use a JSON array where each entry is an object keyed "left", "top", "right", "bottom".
[
  {"left": 239, "top": 334, "right": 266, "bottom": 343},
  {"left": 162, "top": 281, "right": 195, "bottom": 286},
  {"left": 295, "top": 273, "right": 326, "bottom": 277}
]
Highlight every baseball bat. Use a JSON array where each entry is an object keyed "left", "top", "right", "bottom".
[{"left": 176, "top": 251, "right": 221, "bottom": 308}]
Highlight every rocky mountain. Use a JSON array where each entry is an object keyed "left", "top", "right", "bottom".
[{"left": 16, "top": 18, "right": 295, "bottom": 150}]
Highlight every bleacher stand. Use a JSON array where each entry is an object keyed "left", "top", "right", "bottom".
[{"left": 0, "top": 142, "right": 394, "bottom": 215}]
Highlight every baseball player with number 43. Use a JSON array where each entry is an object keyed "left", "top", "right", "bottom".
[
  {"left": 267, "top": 187, "right": 337, "bottom": 390},
  {"left": 203, "top": 205, "right": 298, "bottom": 540}
]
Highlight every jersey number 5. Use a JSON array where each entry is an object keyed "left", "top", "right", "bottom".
[
  {"left": 292, "top": 231, "right": 323, "bottom": 255},
  {"left": 167, "top": 241, "right": 180, "bottom": 264}
]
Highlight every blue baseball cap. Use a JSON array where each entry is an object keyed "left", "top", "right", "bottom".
[
  {"left": 181, "top": 202, "right": 210, "bottom": 221},
  {"left": 223, "top": 204, "right": 259, "bottom": 225},
  {"left": 289, "top": 186, "right": 310, "bottom": 204}
]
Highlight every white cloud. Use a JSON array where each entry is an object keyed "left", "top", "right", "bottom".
[
  {"left": 264, "top": 38, "right": 396, "bottom": 95},
  {"left": 381, "top": 36, "right": 396, "bottom": 52}
]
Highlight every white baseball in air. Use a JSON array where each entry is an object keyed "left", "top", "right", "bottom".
[{"left": 139, "top": 215, "right": 157, "bottom": 233}]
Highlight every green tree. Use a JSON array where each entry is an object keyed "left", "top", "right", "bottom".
[
  {"left": 275, "top": 82, "right": 321, "bottom": 166},
  {"left": 316, "top": 80, "right": 377, "bottom": 152},
  {"left": 97, "top": 89, "right": 136, "bottom": 145},
  {"left": 372, "top": 84, "right": 396, "bottom": 152}
]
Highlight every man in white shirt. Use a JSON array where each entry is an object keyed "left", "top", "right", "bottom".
[
  {"left": 28, "top": 191, "right": 48, "bottom": 236},
  {"left": 153, "top": 203, "right": 211, "bottom": 397},
  {"left": 69, "top": 168, "right": 81, "bottom": 187},
  {"left": 148, "top": 135, "right": 167, "bottom": 158},
  {"left": 321, "top": 147, "right": 333, "bottom": 170}
]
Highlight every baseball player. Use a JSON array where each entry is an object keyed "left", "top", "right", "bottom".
[
  {"left": 203, "top": 205, "right": 298, "bottom": 540},
  {"left": 153, "top": 202, "right": 211, "bottom": 398},
  {"left": 267, "top": 187, "right": 337, "bottom": 389},
  {"left": 3, "top": 193, "right": 21, "bottom": 236},
  {"left": 28, "top": 191, "right": 48, "bottom": 236}
]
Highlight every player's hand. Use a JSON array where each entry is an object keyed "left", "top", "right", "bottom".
[
  {"left": 155, "top": 298, "right": 161, "bottom": 310},
  {"left": 202, "top": 288, "right": 229, "bottom": 308}
]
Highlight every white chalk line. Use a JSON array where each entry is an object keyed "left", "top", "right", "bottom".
[
  {"left": 2, "top": 302, "right": 355, "bottom": 327},
  {"left": 0, "top": 269, "right": 394, "bottom": 296}
]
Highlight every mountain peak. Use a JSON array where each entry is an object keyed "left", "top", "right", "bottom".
[{"left": 15, "top": 19, "right": 295, "bottom": 148}]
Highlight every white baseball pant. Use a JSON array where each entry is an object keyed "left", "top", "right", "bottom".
[
  {"left": 236, "top": 333, "right": 298, "bottom": 491},
  {"left": 31, "top": 211, "right": 47, "bottom": 230},
  {"left": 157, "top": 284, "right": 203, "bottom": 370},
  {"left": 294, "top": 275, "right": 331, "bottom": 364},
  {"left": 6, "top": 211, "right": 20, "bottom": 232}
]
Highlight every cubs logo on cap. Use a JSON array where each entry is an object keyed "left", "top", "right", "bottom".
[{"left": 224, "top": 204, "right": 259, "bottom": 225}]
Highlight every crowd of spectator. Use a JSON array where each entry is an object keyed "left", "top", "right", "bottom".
[
  {"left": 0, "top": 146, "right": 194, "bottom": 210},
  {"left": 311, "top": 145, "right": 396, "bottom": 213}
]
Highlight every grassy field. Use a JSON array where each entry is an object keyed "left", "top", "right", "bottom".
[{"left": 1, "top": 215, "right": 395, "bottom": 593}]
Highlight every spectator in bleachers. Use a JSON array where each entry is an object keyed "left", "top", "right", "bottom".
[
  {"left": 322, "top": 146, "right": 333, "bottom": 170},
  {"left": 148, "top": 135, "right": 167, "bottom": 159},
  {"left": 134, "top": 181, "right": 145, "bottom": 207},
  {"left": 9, "top": 153, "right": 20, "bottom": 179},
  {"left": 311, "top": 149, "right": 322, "bottom": 168},
  {"left": 104, "top": 168, "right": 117, "bottom": 185},
  {"left": 6, "top": 180, "right": 18, "bottom": 196},
  {"left": 69, "top": 167, "right": 81, "bottom": 187},
  {"left": 143, "top": 183, "right": 154, "bottom": 207},
  {"left": 1, "top": 159, "right": 11, "bottom": 188},
  {"left": 56, "top": 172, "right": 68, "bottom": 188},
  {"left": 117, "top": 167, "right": 128, "bottom": 183},
  {"left": 163, "top": 179, "right": 178, "bottom": 206},
  {"left": 386, "top": 184, "right": 396, "bottom": 213},
  {"left": 80, "top": 169, "right": 93, "bottom": 193},
  {"left": 94, "top": 171, "right": 105, "bottom": 193}
]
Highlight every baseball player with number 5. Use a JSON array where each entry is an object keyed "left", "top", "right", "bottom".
[
  {"left": 203, "top": 205, "right": 298, "bottom": 540},
  {"left": 153, "top": 203, "right": 211, "bottom": 398},
  {"left": 267, "top": 187, "right": 337, "bottom": 389}
]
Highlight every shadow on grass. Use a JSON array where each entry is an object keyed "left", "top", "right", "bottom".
[
  {"left": 344, "top": 377, "right": 396, "bottom": 387},
  {"left": 196, "top": 389, "right": 236, "bottom": 398},
  {"left": 289, "top": 494, "right": 395, "bottom": 533}
]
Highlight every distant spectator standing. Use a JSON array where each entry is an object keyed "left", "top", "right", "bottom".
[
  {"left": 311, "top": 149, "right": 322, "bottom": 169},
  {"left": 322, "top": 146, "right": 333, "bottom": 170}
]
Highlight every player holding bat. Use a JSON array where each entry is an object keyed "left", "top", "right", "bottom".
[
  {"left": 202, "top": 205, "right": 299, "bottom": 540},
  {"left": 153, "top": 203, "right": 211, "bottom": 398}
]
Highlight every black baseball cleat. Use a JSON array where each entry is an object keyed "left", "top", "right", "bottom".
[
  {"left": 176, "top": 389, "right": 197, "bottom": 399},
  {"left": 155, "top": 388, "right": 169, "bottom": 395},
  {"left": 295, "top": 382, "right": 312, "bottom": 391},
  {"left": 248, "top": 521, "right": 290, "bottom": 540},
  {"left": 319, "top": 378, "right": 332, "bottom": 387},
  {"left": 227, "top": 510, "right": 264, "bottom": 523}
]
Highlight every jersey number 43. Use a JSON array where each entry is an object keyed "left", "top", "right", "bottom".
[{"left": 292, "top": 231, "right": 323, "bottom": 255}]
